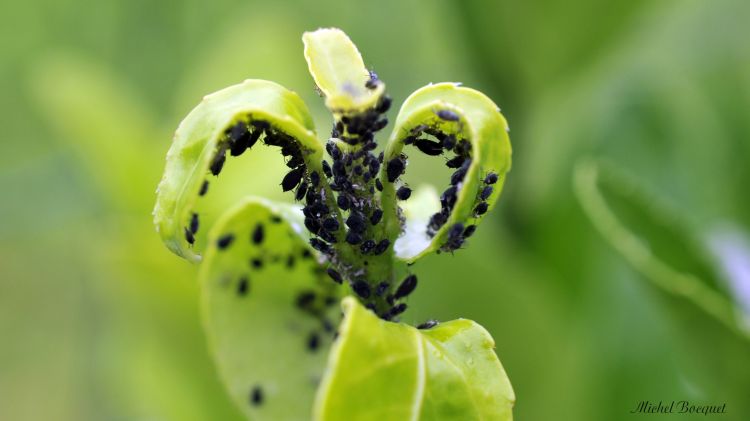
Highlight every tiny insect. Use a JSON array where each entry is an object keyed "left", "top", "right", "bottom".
[
  {"left": 480, "top": 186, "right": 493, "bottom": 201},
  {"left": 309, "top": 238, "right": 329, "bottom": 253},
  {"left": 375, "top": 178, "right": 384, "bottom": 191},
  {"left": 417, "top": 319, "right": 439, "bottom": 330},
  {"left": 445, "top": 156, "right": 464, "bottom": 168},
  {"left": 396, "top": 186, "right": 412, "bottom": 200},
  {"left": 327, "top": 268, "right": 343, "bottom": 284},
  {"left": 375, "top": 281, "right": 390, "bottom": 296},
  {"left": 463, "top": 225, "right": 477, "bottom": 238},
  {"left": 307, "top": 332, "right": 320, "bottom": 351},
  {"left": 189, "top": 213, "right": 199, "bottom": 234},
  {"left": 376, "top": 95, "right": 392, "bottom": 113},
  {"left": 337, "top": 194, "right": 351, "bottom": 210},
  {"left": 484, "top": 172, "right": 499, "bottom": 184},
  {"left": 352, "top": 280, "right": 371, "bottom": 299},
  {"left": 217, "top": 234, "right": 235, "bottom": 249},
  {"left": 252, "top": 223, "right": 265, "bottom": 245},
  {"left": 360, "top": 240, "right": 376, "bottom": 254},
  {"left": 441, "top": 134, "right": 456, "bottom": 149},
  {"left": 365, "top": 70, "right": 379, "bottom": 89},
  {"left": 250, "top": 386, "right": 264, "bottom": 406},
  {"left": 237, "top": 277, "right": 249, "bottom": 296},
  {"left": 210, "top": 150, "right": 226, "bottom": 176},
  {"left": 373, "top": 239, "right": 390, "bottom": 255},
  {"left": 322, "top": 217, "right": 339, "bottom": 232},
  {"left": 441, "top": 185, "right": 458, "bottom": 209},
  {"left": 386, "top": 156, "right": 405, "bottom": 182},
  {"left": 281, "top": 166, "right": 305, "bottom": 191},
  {"left": 321, "top": 160, "right": 332, "bottom": 178},
  {"left": 295, "top": 182, "right": 308, "bottom": 201},
  {"left": 296, "top": 291, "right": 316, "bottom": 309},
  {"left": 310, "top": 171, "right": 320, "bottom": 187},
  {"left": 436, "top": 109, "right": 460, "bottom": 121},
  {"left": 199, "top": 180, "right": 209, "bottom": 196},
  {"left": 346, "top": 212, "right": 366, "bottom": 233},
  {"left": 250, "top": 258, "right": 263, "bottom": 269},
  {"left": 413, "top": 139, "right": 443, "bottom": 156},
  {"left": 184, "top": 227, "right": 195, "bottom": 245},
  {"left": 474, "top": 202, "right": 489, "bottom": 216},
  {"left": 370, "top": 209, "right": 383, "bottom": 225},
  {"left": 394, "top": 274, "right": 418, "bottom": 299},
  {"left": 389, "top": 303, "right": 408, "bottom": 317}
]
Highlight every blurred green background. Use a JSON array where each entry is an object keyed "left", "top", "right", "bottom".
[{"left": 2, "top": 0, "right": 749, "bottom": 419}]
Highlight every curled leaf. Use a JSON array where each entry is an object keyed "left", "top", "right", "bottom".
[
  {"left": 314, "top": 297, "right": 515, "bottom": 421},
  {"left": 379, "top": 83, "right": 512, "bottom": 262},
  {"left": 153, "top": 79, "right": 321, "bottom": 262},
  {"left": 303, "top": 28, "right": 385, "bottom": 113},
  {"left": 200, "top": 197, "right": 341, "bottom": 420}
]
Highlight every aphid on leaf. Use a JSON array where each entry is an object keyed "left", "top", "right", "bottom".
[
  {"left": 360, "top": 240, "right": 376, "bottom": 254},
  {"left": 417, "top": 319, "right": 439, "bottom": 330},
  {"left": 296, "top": 291, "right": 316, "bottom": 309},
  {"left": 373, "top": 239, "right": 390, "bottom": 255},
  {"left": 463, "top": 224, "right": 477, "bottom": 238},
  {"left": 307, "top": 332, "right": 320, "bottom": 351},
  {"left": 346, "top": 212, "right": 366, "bottom": 233},
  {"left": 346, "top": 231, "right": 363, "bottom": 245},
  {"left": 250, "top": 386, "right": 264, "bottom": 406},
  {"left": 210, "top": 150, "right": 226, "bottom": 176},
  {"left": 327, "top": 268, "right": 343, "bottom": 284},
  {"left": 237, "top": 277, "right": 249, "bottom": 296},
  {"left": 413, "top": 138, "right": 443, "bottom": 156},
  {"left": 295, "top": 182, "right": 308, "bottom": 201},
  {"left": 352, "top": 280, "right": 371, "bottom": 299},
  {"left": 189, "top": 213, "right": 199, "bottom": 234},
  {"left": 480, "top": 186, "right": 493, "bottom": 201},
  {"left": 484, "top": 172, "right": 499, "bottom": 184},
  {"left": 370, "top": 209, "right": 383, "bottom": 225},
  {"left": 396, "top": 186, "right": 412, "bottom": 200},
  {"left": 217, "top": 234, "right": 235, "bottom": 249},
  {"left": 389, "top": 303, "right": 408, "bottom": 317},
  {"left": 375, "top": 281, "right": 390, "bottom": 296},
  {"left": 441, "top": 134, "right": 456, "bottom": 149},
  {"left": 394, "top": 274, "right": 418, "bottom": 299},
  {"left": 474, "top": 202, "right": 489, "bottom": 216},
  {"left": 441, "top": 185, "right": 458, "bottom": 209},
  {"left": 309, "top": 238, "right": 329, "bottom": 253},
  {"left": 250, "top": 258, "right": 263, "bottom": 269},
  {"left": 445, "top": 156, "right": 465, "bottom": 168},
  {"left": 386, "top": 156, "right": 405, "bottom": 182},
  {"left": 375, "top": 178, "right": 383, "bottom": 191},
  {"left": 337, "top": 194, "right": 351, "bottom": 210},
  {"left": 184, "top": 227, "right": 195, "bottom": 245},
  {"left": 321, "top": 160, "right": 332, "bottom": 177},
  {"left": 199, "top": 180, "right": 209, "bottom": 196},
  {"left": 375, "top": 95, "right": 392, "bottom": 113},
  {"left": 252, "top": 223, "right": 265, "bottom": 245},
  {"left": 322, "top": 217, "right": 339, "bottom": 232},
  {"left": 436, "top": 109, "right": 460, "bottom": 121},
  {"left": 365, "top": 70, "right": 379, "bottom": 89},
  {"left": 281, "top": 166, "right": 305, "bottom": 192},
  {"left": 310, "top": 171, "right": 320, "bottom": 187}
]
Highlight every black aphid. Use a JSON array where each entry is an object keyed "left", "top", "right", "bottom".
[
  {"left": 189, "top": 213, "right": 199, "bottom": 234},
  {"left": 376, "top": 95, "right": 392, "bottom": 113},
  {"left": 286, "top": 255, "right": 295, "bottom": 269},
  {"left": 296, "top": 291, "right": 316, "bottom": 309},
  {"left": 413, "top": 139, "right": 443, "bottom": 156},
  {"left": 217, "top": 234, "right": 235, "bottom": 249},
  {"left": 394, "top": 274, "right": 418, "bottom": 299},
  {"left": 337, "top": 194, "right": 351, "bottom": 210},
  {"left": 295, "top": 182, "right": 308, "bottom": 201},
  {"left": 346, "top": 231, "right": 363, "bottom": 245},
  {"left": 396, "top": 186, "right": 412, "bottom": 200},
  {"left": 199, "top": 180, "right": 209, "bottom": 196},
  {"left": 250, "top": 386, "right": 264, "bottom": 406},
  {"left": 281, "top": 167, "right": 305, "bottom": 192},
  {"left": 310, "top": 171, "right": 320, "bottom": 187},
  {"left": 327, "top": 268, "right": 343, "bottom": 284},
  {"left": 322, "top": 217, "right": 339, "bottom": 232},
  {"left": 389, "top": 303, "right": 408, "bottom": 317},
  {"left": 445, "top": 156, "right": 465, "bottom": 168},
  {"left": 436, "top": 109, "right": 460, "bottom": 121},
  {"left": 450, "top": 161, "right": 470, "bottom": 185},
  {"left": 321, "top": 160, "right": 332, "bottom": 177},
  {"left": 372, "top": 118, "right": 388, "bottom": 131},
  {"left": 184, "top": 227, "right": 195, "bottom": 245},
  {"left": 375, "top": 178, "right": 384, "bottom": 191},
  {"left": 352, "top": 280, "right": 371, "bottom": 299},
  {"left": 229, "top": 122, "right": 251, "bottom": 156},
  {"left": 370, "top": 209, "right": 383, "bottom": 225},
  {"left": 441, "top": 185, "right": 458, "bottom": 209},
  {"left": 480, "top": 186, "right": 493, "bottom": 201},
  {"left": 304, "top": 217, "right": 320, "bottom": 234},
  {"left": 360, "top": 240, "right": 376, "bottom": 254},
  {"left": 252, "top": 223, "right": 265, "bottom": 245},
  {"left": 307, "top": 332, "right": 320, "bottom": 351},
  {"left": 474, "top": 202, "right": 489, "bottom": 216},
  {"left": 442, "top": 134, "right": 456, "bottom": 149},
  {"left": 443, "top": 223, "right": 465, "bottom": 251},
  {"left": 346, "top": 212, "right": 366, "bottom": 233},
  {"left": 210, "top": 150, "right": 226, "bottom": 176},
  {"left": 365, "top": 70, "right": 379, "bottom": 89},
  {"left": 375, "top": 282, "right": 389, "bottom": 296},
  {"left": 417, "top": 319, "right": 439, "bottom": 329},
  {"left": 309, "top": 238, "right": 329, "bottom": 253},
  {"left": 237, "top": 277, "right": 249, "bottom": 296},
  {"left": 386, "top": 156, "right": 405, "bottom": 182},
  {"left": 270, "top": 215, "right": 282, "bottom": 223},
  {"left": 463, "top": 224, "right": 477, "bottom": 238},
  {"left": 250, "top": 258, "right": 263, "bottom": 269},
  {"left": 373, "top": 239, "right": 390, "bottom": 255},
  {"left": 319, "top": 230, "right": 338, "bottom": 244},
  {"left": 484, "top": 172, "right": 499, "bottom": 184}
]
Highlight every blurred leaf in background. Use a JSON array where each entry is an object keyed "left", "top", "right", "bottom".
[{"left": 1, "top": 0, "right": 748, "bottom": 420}]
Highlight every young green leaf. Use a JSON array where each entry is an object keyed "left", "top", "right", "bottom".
[
  {"left": 574, "top": 159, "right": 750, "bottom": 341},
  {"left": 153, "top": 79, "right": 322, "bottom": 263},
  {"left": 200, "top": 197, "right": 341, "bottom": 421},
  {"left": 303, "top": 28, "right": 385, "bottom": 113},
  {"left": 379, "top": 82, "right": 512, "bottom": 262},
  {"left": 314, "top": 297, "right": 515, "bottom": 421}
]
